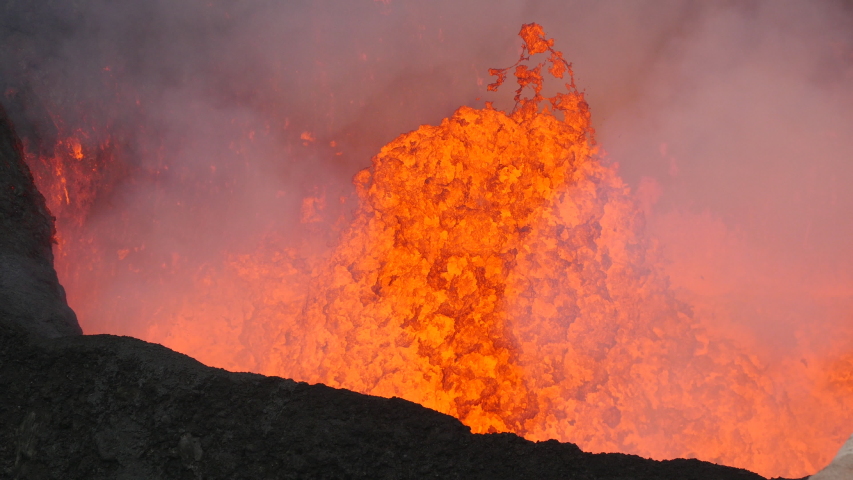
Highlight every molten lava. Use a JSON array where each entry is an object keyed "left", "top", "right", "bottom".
[{"left": 20, "top": 23, "right": 853, "bottom": 479}]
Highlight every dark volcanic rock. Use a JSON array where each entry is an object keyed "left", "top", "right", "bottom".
[
  {"left": 0, "top": 320, "right": 777, "bottom": 480},
  {"left": 0, "top": 104, "right": 80, "bottom": 338}
]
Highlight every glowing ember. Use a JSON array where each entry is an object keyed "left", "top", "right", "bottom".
[{"left": 20, "top": 23, "right": 853, "bottom": 479}]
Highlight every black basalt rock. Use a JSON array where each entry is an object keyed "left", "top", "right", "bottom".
[
  {"left": 0, "top": 103, "right": 81, "bottom": 338},
  {"left": 0, "top": 318, "right": 782, "bottom": 480}
]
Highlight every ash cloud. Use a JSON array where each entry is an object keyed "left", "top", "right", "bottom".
[{"left": 594, "top": 1, "right": 853, "bottom": 359}]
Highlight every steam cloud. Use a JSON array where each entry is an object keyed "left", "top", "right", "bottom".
[{"left": 2, "top": 0, "right": 852, "bottom": 476}]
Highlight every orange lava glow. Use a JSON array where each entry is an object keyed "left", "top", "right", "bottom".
[{"left": 22, "top": 24, "right": 853, "bottom": 479}]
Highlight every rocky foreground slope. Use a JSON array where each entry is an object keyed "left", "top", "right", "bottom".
[
  {"left": 2, "top": 320, "right": 787, "bottom": 480},
  {"left": 0, "top": 104, "right": 803, "bottom": 479}
]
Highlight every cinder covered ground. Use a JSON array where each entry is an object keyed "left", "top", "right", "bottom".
[{"left": 1, "top": 320, "right": 785, "bottom": 480}]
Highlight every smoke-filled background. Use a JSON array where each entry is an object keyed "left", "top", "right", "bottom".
[{"left": 2, "top": 0, "right": 853, "bottom": 477}]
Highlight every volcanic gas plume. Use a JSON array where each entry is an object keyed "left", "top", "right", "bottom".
[{"left": 6, "top": 10, "right": 853, "bottom": 480}]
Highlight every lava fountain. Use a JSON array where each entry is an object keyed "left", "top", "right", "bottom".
[{"left": 15, "top": 22, "right": 853, "bottom": 479}]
